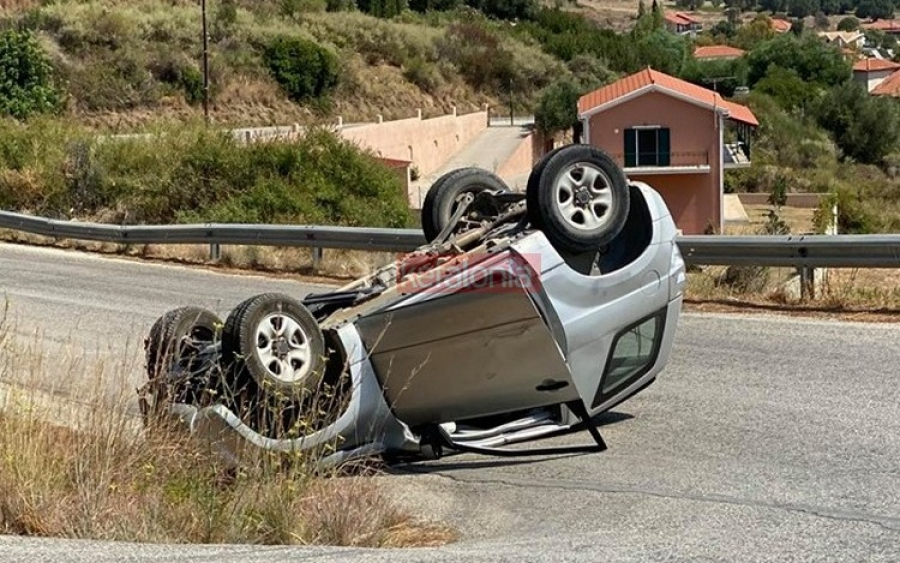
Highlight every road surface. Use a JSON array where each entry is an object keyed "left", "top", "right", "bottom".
[{"left": 0, "top": 242, "right": 898, "bottom": 562}]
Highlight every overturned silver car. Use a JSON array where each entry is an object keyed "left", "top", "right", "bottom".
[{"left": 138, "top": 144, "right": 686, "bottom": 467}]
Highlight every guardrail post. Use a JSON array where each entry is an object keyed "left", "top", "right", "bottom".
[
  {"left": 311, "top": 246, "right": 323, "bottom": 269},
  {"left": 210, "top": 243, "right": 221, "bottom": 262},
  {"left": 799, "top": 266, "right": 815, "bottom": 300}
]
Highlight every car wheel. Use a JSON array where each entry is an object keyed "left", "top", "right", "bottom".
[
  {"left": 220, "top": 293, "right": 326, "bottom": 402},
  {"left": 421, "top": 167, "right": 509, "bottom": 243},
  {"left": 143, "top": 306, "right": 221, "bottom": 426},
  {"left": 527, "top": 144, "right": 630, "bottom": 254},
  {"left": 525, "top": 144, "right": 567, "bottom": 230}
]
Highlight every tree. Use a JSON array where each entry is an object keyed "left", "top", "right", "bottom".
[
  {"left": 813, "top": 82, "right": 900, "bottom": 164},
  {"left": 681, "top": 56, "right": 749, "bottom": 97},
  {"left": 534, "top": 78, "right": 583, "bottom": 135},
  {"left": 788, "top": 0, "right": 819, "bottom": 17},
  {"left": 535, "top": 58, "right": 614, "bottom": 136},
  {"left": 836, "top": 15, "right": 860, "bottom": 30},
  {"left": 819, "top": 0, "right": 842, "bottom": 13},
  {"left": 0, "top": 29, "right": 61, "bottom": 120},
  {"left": 856, "top": 0, "right": 893, "bottom": 20},
  {"left": 733, "top": 15, "right": 777, "bottom": 49},
  {"left": 633, "top": 29, "right": 690, "bottom": 75},
  {"left": 465, "top": 0, "right": 538, "bottom": 19},
  {"left": 746, "top": 33, "right": 851, "bottom": 88},
  {"left": 754, "top": 65, "right": 814, "bottom": 110},
  {"left": 759, "top": 0, "right": 787, "bottom": 12}
]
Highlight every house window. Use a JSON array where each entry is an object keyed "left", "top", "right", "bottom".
[{"left": 624, "top": 127, "right": 671, "bottom": 167}]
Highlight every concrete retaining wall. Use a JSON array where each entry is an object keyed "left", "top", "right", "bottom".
[{"left": 339, "top": 110, "right": 488, "bottom": 179}]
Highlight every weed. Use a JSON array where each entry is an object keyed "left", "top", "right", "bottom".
[{"left": 0, "top": 305, "right": 455, "bottom": 546}]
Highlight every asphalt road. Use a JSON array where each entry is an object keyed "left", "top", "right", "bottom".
[{"left": 1, "top": 242, "right": 899, "bottom": 562}]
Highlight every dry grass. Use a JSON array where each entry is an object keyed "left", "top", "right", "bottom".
[
  {"left": 686, "top": 264, "right": 900, "bottom": 316},
  {"left": 736, "top": 203, "right": 818, "bottom": 235},
  {"left": 0, "top": 301, "right": 456, "bottom": 546}
]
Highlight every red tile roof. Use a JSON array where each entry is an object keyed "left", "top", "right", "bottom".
[
  {"left": 853, "top": 58, "right": 900, "bottom": 72},
  {"left": 694, "top": 45, "right": 746, "bottom": 59},
  {"left": 577, "top": 67, "right": 759, "bottom": 126},
  {"left": 771, "top": 18, "right": 792, "bottom": 32},
  {"left": 871, "top": 69, "right": 900, "bottom": 96},
  {"left": 665, "top": 11, "right": 701, "bottom": 25},
  {"left": 862, "top": 19, "right": 900, "bottom": 32}
]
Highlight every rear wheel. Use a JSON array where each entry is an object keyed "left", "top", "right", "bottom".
[
  {"left": 421, "top": 167, "right": 509, "bottom": 242},
  {"left": 142, "top": 306, "right": 221, "bottom": 427},
  {"left": 526, "top": 144, "right": 630, "bottom": 254},
  {"left": 220, "top": 293, "right": 326, "bottom": 403}
]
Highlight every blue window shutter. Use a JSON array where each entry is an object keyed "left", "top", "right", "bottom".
[
  {"left": 658, "top": 128, "right": 671, "bottom": 166},
  {"left": 624, "top": 129, "right": 636, "bottom": 167}
]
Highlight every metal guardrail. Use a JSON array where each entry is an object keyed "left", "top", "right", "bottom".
[
  {"left": 1, "top": 210, "right": 899, "bottom": 269},
  {"left": 677, "top": 234, "right": 900, "bottom": 268},
  {"left": 0, "top": 210, "right": 425, "bottom": 253}
]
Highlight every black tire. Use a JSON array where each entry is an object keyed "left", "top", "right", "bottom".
[
  {"left": 143, "top": 306, "right": 221, "bottom": 425},
  {"left": 526, "top": 144, "right": 630, "bottom": 254},
  {"left": 220, "top": 293, "right": 326, "bottom": 402},
  {"left": 525, "top": 144, "right": 568, "bottom": 230},
  {"left": 421, "top": 167, "right": 509, "bottom": 242}
]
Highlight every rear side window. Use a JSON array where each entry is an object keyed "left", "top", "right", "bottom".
[{"left": 592, "top": 309, "right": 667, "bottom": 408}]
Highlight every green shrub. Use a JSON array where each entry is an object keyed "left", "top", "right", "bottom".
[
  {"left": 0, "top": 119, "right": 408, "bottom": 228},
  {"left": 149, "top": 50, "right": 206, "bottom": 105},
  {"left": 534, "top": 77, "right": 582, "bottom": 135},
  {"left": 0, "top": 28, "right": 61, "bottom": 120},
  {"left": 403, "top": 56, "right": 443, "bottom": 93},
  {"left": 262, "top": 36, "right": 339, "bottom": 103}
]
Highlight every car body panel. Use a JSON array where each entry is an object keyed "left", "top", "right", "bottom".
[{"left": 355, "top": 254, "right": 579, "bottom": 427}]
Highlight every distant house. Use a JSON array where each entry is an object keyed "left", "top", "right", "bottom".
[
  {"left": 665, "top": 12, "right": 703, "bottom": 36},
  {"left": 853, "top": 58, "right": 900, "bottom": 92},
  {"left": 693, "top": 45, "right": 746, "bottom": 61},
  {"left": 871, "top": 69, "right": 900, "bottom": 97},
  {"left": 861, "top": 19, "right": 900, "bottom": 35},
  {"left": 576, "top": 68, "right": 758, "bottom": 235},
  {"left": 819, "top": 30, "right": 867, "bottom": 51},
  {"left": 770, "top": 18, "right": 792, "bottom": 33}
]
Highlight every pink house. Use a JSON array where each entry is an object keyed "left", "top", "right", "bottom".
[{"left": 577, "top": 68, "right": 759, "bottom": 235}]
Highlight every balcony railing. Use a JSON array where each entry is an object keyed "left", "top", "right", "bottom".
[{"left": 608, "top": 151, "right": 710, "bottom": 169}]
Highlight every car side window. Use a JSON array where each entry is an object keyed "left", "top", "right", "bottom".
[{"left": 592, "top": 309, "right": 666, "bottom": 408}]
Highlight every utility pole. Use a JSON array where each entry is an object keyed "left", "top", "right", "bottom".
[
  {"left": 201, "top": 0, "right": 210, "bottom": 124},
  {"left": 508, "top": 78, "right": 514, "bottom": 126}
]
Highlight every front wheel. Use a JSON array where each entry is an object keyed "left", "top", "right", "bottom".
[{"left": 527, "top": 145, "right": 630, "bottom": 254}]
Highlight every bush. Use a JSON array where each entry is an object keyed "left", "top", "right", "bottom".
[
  {"left": 813, "top": 81, "right": 900, "bottom": 165},
  {"left": 0, "top": 28, "right": 61, "bottom": 120},
  {"left": 0, "top": 119, "right": 409, "bottom": 228},
  {"left": 534, "top": 77, "right": 582, "bottom": 135},
  {"left": 836, "top": 15, "right": 859, "bottom": 30},
  {"left": 262, "top": 36, "right": 339, "bottom": 103},
  {"left": 403, "top": 56, "right": 444, "bottom": 93}
]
